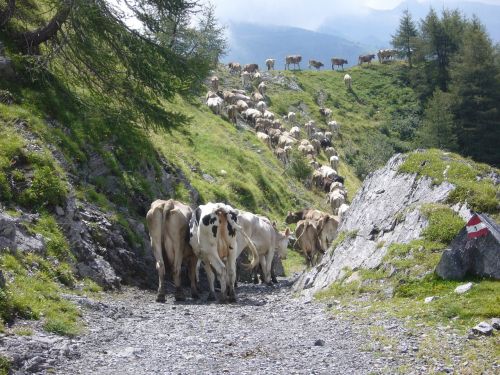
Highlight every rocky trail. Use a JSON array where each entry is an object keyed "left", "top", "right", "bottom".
[{"left": 2, "top": 276, "right": 483, "bottom": 375}]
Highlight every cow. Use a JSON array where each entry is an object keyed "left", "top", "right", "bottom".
[
  {"left": 328, "top": 120, "right": 340, "bottom": 133},
  {"left": 228, "top": 62, "right": 241, "bottom": 74},
  {"left": 330, "top": 155, "right": 339, "bottom": 170},
  {"left": 285, "top": 55, "right": 302, "bottom": 70},
  {"left": 304, "top": 121, "right": 315, "bottom": 138},
  {"left": 236, "top": 99, "right": 249, "bottom": 113},
  {"left": 311, "top": 138, "right": 321, "bottom": 154},
  {"left": 258, "top": 81, "right": 267, "bottom": 96},
  {"left": 338, "top": 203, "right": 350, "bottom": 222},
  {"left": 286, "top": 111, "right": 296, "bottom": 124},
  {"left": 290, "top": 126, "right": 300, "bottom": 138},
  {"left": 331, "top": 58, "right": 348, "bottom": 70},
  {"left": 257, "top": 131, "right": 271, "bottom": 147},
  {"left": 377, "top": 49, "right": 397, "bottom": 63},
  {"left": 236, "top": 212, "right": 290, "bottom": 285},
  {"left": 316, "top": 214, "right": 339, "bottom": 251},
  {"left": 241, "top": 71, "right": 252, "bottom": 86},
  {"left": 327, "top": 190, "right": 346, "bottom": 215},
  {"left": 189, "top": 203, "right": 259, "bottom": 303},
  {"left": 256, "top": 100, "right": 267, "bottom": 114},
  {"left": 344, "top": 74, "right": 352, "bottom": 90},
  {"left": 358, "top": 54, "right": 376, "bottom": 65},
  {"left": 146, "top": 199, "right": 199, "bottom": 302},
  {"left": 309, "top": 60, "right": 324, "bottom": 70},
  {"left": 206, "top": 95, "right": 223, "bottom": 115},
  {"left": 223, "top": 90, "right": 236, "bottom": 105},
  {"left": 274, "top": 147, "right": 288, "bottom": 164},
  {"left": 285, "top": 208, "right": 330, "bottom": 224},
  {"left": 227, "top": 104, "right": 238, "bottom": 124},
  {"left": 319, "top": 107, "right": 332, "bottom": 118},
  {"left": 252, "top": 91, "right": 264, "bottom": 103},
  {"left": 243, "top": 63, "right": 259, "bottom": 73},
  {"left": 294, "top": 220, "right": 324, "bottom": 266},
  {"left": 325, "top": 147, "right": 337, "bottom": 158},
  {"left": 211, "top": 76, "right": 219, "bottom": 92},
  {"left": 265, "top": 58, "right": 275, "bottom": 70}
]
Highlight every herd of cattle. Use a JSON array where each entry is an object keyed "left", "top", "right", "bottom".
[{"left": 146, "top": 199, "right": 348, "bottom": 303}]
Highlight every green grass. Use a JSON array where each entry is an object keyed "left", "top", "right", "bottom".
[
  {"left": 420, "top": 204, "right": 465, "bottom": 243},
  {"left": 28, "top": 212, "right": 74, "bottom": 262},
  {"left": 282, "top": 249, "right": 307, "bottom": 275},
  {"left": 0, "top": 253, "right": 81, "bottom": 336},
  {"left": 399, "top": 149, "right": 499, "bottom": 215},
  {"left": 0, "top": 356, "right": 10, "bottom": 375}
]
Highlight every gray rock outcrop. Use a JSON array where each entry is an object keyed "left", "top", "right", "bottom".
[
  {"left": 436, "top": 215, "right": 500, "bottom": 280},
  {"left": 294, "top": 153, "right": 455, "bottom": 296}
]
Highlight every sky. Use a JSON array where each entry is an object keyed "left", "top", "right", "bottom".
[{"left": 206, "top": 0, "right": 500, "bottom": 30}]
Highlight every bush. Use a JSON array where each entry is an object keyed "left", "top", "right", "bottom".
[
  {"left": 421, "top": 204, "right": 464, "bottom": 244},
  {"left": 286, "top": 150, "right": 313, "bottom": 183},
  {"left": 20, "top": 166, "right": 67, "bottom": 208}
]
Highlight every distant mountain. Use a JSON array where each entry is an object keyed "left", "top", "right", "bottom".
[
  {"left": 318, "top": 0, "right": 500, "bottom": 48},
  {"left": 222, "top": 22, "right": 372, "bottom": 70}
]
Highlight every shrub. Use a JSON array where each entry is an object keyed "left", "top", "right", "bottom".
[
  {"left": 286, "top": 150, "right": 313, "bottom": 183},
  {"left": 421, "top": 205, "right": 464, "bottom": 244},
  {"left": 20, "top": 166, "right": 67, "bottom": 208}
]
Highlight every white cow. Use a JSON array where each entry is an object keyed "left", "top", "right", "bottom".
[
  {"left": 235, "top": 212, "right": 290, "bottom": 285},
  {"left": 330, "top": 155, "right": 339, "bottom": 170},
  {"left": 338, "top": 203, "right": 350, "bottom": 222},
  {"left": 207, "top": 96, "right": 223, "bottom": 115},
  {"left": 189, "top": 203, "right": 259, "bottom": 302},
  {"left": 344, "top": 74, "right": 352, "bottom": 90},
  {"left": 290, "top": 126, "right": 301, "bottom": 138},
  {"left": 258, "top": 81, "right": 267, "bottom": 96}
]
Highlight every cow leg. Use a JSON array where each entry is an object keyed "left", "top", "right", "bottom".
[
  {"left": 271, "top": 257, "right": 278, "bottom": 283},
  {"left": 203, "top": 261, "right": 217, "bottom": 301},
  {"left": 148, "top": 209, "right": 166, "bottom": 302},
  {"left": 188, "top": 255, "right": 199, "bottom": 299},
  {"left": 227, "top": 249, "right": 237, "bottom": 303},
  {"left": 263, "top": 250, "right": 274, "bottom": 286},
  {"left": 169, "top": 235, "right": 186, "bottom": 302},
  {"left": 206, "top": 252, "right": 227, "bottom": 303}
]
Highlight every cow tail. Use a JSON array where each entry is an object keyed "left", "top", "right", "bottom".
[
  {"left": 230, "top": 221, "right": 259, "bottom": 270},
  {"left": 215, "top": 210, "right": 231, "bottom": 260}
]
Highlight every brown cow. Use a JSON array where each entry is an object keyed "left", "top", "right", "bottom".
[
  {"left": 285, "top": 55, "right": 302, "bottom": 70},
  {"left": 358, "top": 54, "right": 376, "bottom": 65},
  {"left": 146, "top": 199, "right": 199, "bottom": 302},
  {"left": 243, "top": 63, "right": 259, "bottom": 73},
  {"left": 228, "top": 62, "right": 241, "bottom": 74},
  {"left": 331, "top": 58, "right": 348, "bottom": 70},
  {"left": 309, "top": 59, "right": 324, "bottom": 70},
  {"left": 295, "top": 220, "right": 324, "bottom": 266},
  {"left": 285, "top": 208, "right": 330, "bottom": 224}
]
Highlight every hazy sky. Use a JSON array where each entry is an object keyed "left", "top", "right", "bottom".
[{"left": 207, "top": 0, "right": 500, "bottom": 30}]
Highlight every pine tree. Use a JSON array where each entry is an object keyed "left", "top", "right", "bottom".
[
  {"left": 417, "top": 89, "right": 457, "bottom": 151},
  {"left": 448, "top": 20, "right": 500, "bottom": 166},
  {"left": 391, "top": 9, "right": 418, "bottom": 67}
]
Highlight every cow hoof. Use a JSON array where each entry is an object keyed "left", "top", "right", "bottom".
[
  {"left": 156, "top": 294, "right": 166, "bottom": 303},
  {"left": 272, "top": 277, "right": 278, "bottom": 284},
  {"left": 252, "top": 278, "right": 259, "bottom": 284},
  {"left": 191, "top": 292, "right": 200, "bottom": 300},
  {"left": 207, "top": 292, "right": 216, "bottom": 301},
  {"left": 266, "top": 282, "right": 273, "bottom": 287},
  {"left": 175, "top": 295, "right": 186, "bottom": 302},
  {"left": 228, "top": 293, "right": 237, "bottom": 303}
]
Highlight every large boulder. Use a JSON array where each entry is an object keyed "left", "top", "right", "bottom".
[
  {"left": 436, "top": 215, "right": 500, "bottom": 280},
  {"left": 293, "top": 153, "right": 455, "bottom": 296}
]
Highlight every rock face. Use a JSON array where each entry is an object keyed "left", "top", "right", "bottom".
[
  {"left": 436, "top": 215, "right": 500, "bottom": 280},
  {"left": 294, "top": 154, "right": 455, "bottom": 295}
]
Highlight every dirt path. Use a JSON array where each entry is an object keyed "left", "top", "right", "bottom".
[
  {"left": 4, "top": 278, "right": 487, "bottom": 374},
  {"left": 51, "top": 280, "right": 394, "bottom": 375}
]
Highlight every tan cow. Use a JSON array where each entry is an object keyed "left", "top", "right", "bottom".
[
  {"left": 265, "top": 58, "right": 275, "bottom": 70},
  {"left": 285, "top": 55, "right": 302, "bottom": 70},
  {"left": 285, "top": 208, "right": 330, "bottom": 224},
  {"left": 295, "top": 220, "right": 323, "bottom": 266},
  {"left": 146, "top": 199, "right": 199, "bottom": 302}
]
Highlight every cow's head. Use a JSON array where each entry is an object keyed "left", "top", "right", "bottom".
[
  {"left": 285, "top": 211, "right": 301, "bottom": 224},
  {"left": 274, "top": 225, "right": 291, "bottom": 259}
]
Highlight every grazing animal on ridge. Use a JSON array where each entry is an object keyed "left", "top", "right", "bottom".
[
  {"left": 285, "top": 55, "right": 302, "bottom": 70},
  {"left": 211, "top": 76, "right": 219, "bottom": 91},
  {"left": 344, "top": 74, "right": 352, "bottom": 90},
  {"left": 258, "top": 81, "right": 267, "bottom": 96},
  {"left": 309, "top": 60, "right": 324, "bottom": 70},
  {"left": 243, "top": 63, "right": 259, "bottom": 73},
  {"left": 146, "top": 199, "right": 199, "bottom": 302},
  {"left": 266, "top": 58, "right": 275, "bottom": 70},
  {"left": 285, "top": 208, "right": 330, "bottom": 224},
  {"left": 331, "top": 58, "right": 348, "bottom": 70},
  {"left": 358, "top": 54, "right": 376, "bottom": 65},
  {"left": 228, "top": 62, "right": 241, "bottom": 74}
]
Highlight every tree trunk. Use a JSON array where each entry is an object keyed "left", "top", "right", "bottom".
[
  {"left": 15, "top": 0, "right": 73, "bottom": 54},
  {"left": 0, "top": 0, "right": 16, "bottom": 27}
]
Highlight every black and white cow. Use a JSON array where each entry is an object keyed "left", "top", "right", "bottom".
[{"left": 189, "top": 203, "right": 258, "bottom": 302}]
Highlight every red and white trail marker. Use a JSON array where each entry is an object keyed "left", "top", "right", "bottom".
[{"left": 466, "top": 214, "right": 490, "bottom": 239}]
